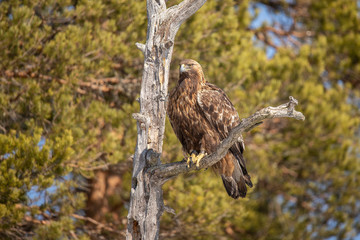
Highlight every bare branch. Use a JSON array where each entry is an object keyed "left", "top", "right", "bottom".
[
  {"left": 132, "top": 113, "right": 150, "bottom": 132},
  {"left": 72, "top": 214, "right": 125, "bottom": 236},
  {"left": 135, "top": 42, "right": 146, "bottom": 55},
  {"left": 164, "top": 205, "right": 176, "bottom": 215},
  {"left": 150, "top": 96, "right": 305, "bottom": 181},
  {"left": 3, "top": 69, "right": 140, "bottom": 102},
  {"left": 260, "top": 26, "right": 314, "bottom": 38},
  {"left": 132, "top": 113, "right": 150, "bottom": 123},
  {"left": 166, "top": 0, "right": 207, "bottom": 30}
]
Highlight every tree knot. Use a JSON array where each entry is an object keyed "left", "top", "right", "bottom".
[{"left": 145, "top": 149, "right": 161, "bottom": 167}]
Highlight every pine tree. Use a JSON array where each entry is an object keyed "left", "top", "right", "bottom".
[{"left": 0, "top": 0, "right": 359, "bottom": 239}]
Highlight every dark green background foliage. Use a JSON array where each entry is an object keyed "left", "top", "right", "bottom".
[{"left": 1, "top": 0, "right": 359, "bottom": 239}]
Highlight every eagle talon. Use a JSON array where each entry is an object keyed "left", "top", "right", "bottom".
[
  {"left": 186, "top": 156, "right": 193, "bottom": 169},
  {"left": 190, "top": 152, "right": 205, "bottom": 169}
]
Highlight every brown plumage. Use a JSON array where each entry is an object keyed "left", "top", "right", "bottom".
[{"left": 167, "top": 59, "right": 253, "bottom": 199}]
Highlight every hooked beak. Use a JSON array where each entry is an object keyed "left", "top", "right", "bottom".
[{"left": 180, "top": 64, "right": 187, "bottom": 73}]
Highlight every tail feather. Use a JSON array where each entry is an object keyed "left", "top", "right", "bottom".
[
  {"left": 221, "top": 154, "right": 253, "bottom": 199},
  {"left": 244, "top": 174, "right": 253, "bottom": 188},
  {"left": 230, "top": 146, "right": 253, "bottom": 188},
  {"left": 221, "top": 175, "right": 247, "bottom": 199}
]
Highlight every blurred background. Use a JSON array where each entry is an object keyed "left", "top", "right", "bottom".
[{"left": 1, "top": 0, "right": 360, "bottom": 239}]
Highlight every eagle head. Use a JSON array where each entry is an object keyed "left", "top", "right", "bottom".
[{"left": 179, "top": 59, "right": 206, "bottom": 84}]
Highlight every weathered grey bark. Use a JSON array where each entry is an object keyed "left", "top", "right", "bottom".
[
  {"left": 126, "top": 1, "right": 305, "bottom": 239},
  {"left": 126, "top": 1, "right": 207, "bottom": 239}
]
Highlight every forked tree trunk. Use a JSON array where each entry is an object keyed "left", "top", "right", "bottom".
[
  {"left": 126, "top": 1, "right": 305, "bottom": 239},
  {"left": 126, "top": 1, "right": 207, "bottom": 239}
]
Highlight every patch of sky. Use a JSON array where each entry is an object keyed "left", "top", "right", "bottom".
[
  {"left": 27, "top": 184, "right": 57, "bottom": 207},
  {"left": 307, "top": 223, "right": 312, "bottom": 232},
  {"left": 38, "top": 136, "right": 46, "bottom": 150},
  {"left": 1, "top": 152, "right": 11, "bottom": 159},
  {"left": 249, "top": 2, "right": 294, "bottom": 31},
  {"left": 275, "top": 194, "right": 284, "bottom": 205},
  {"left": 325, "top": 237, "right": 337, "bottom": 240},
  {"left": 324, "top": 81, "right": 332, "bottom": 89},
  {"left": 27, "top": 137, "right": 73, "bottom": 207},
  {"left": 322, "top": 70, "right": 347, "bottom": 91},
  {"left": 66, "top": 5, "right": 75, "bottom": 11},
  {"left": 248, "top": 3, "right": 274, "bottom": 29},
  {"left": 337, "top": 80, "right": 344, "bottom": 88},
  {"left": 311, "top": 231, "right": 319, "bottom": 239},
  {"left": 248, "top": 3, "right": 280, "bottom": 58},
  {"left": 27, "top": 173, "right": 73, "bottom": 207},
  {"left": 248, "top": 2, "right": 301, "bottom": 58}
]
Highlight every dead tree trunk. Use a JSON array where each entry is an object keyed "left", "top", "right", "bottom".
[
  {"left": 126, "top": 1, "right": 305, "bottom": 239},
  {"left": 126, "top": 1, "right": 207, "bottom": 239}
]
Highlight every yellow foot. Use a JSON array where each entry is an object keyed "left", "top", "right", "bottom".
[
  {"left": 186, "top": 156, "right": 192, "bottom": 168},
  {"left": 190, "top": 152, "right": 206, "bottom": 169}
]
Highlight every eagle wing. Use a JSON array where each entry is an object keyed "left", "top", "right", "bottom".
[{"left": 197, "top": 83, "right": 251, "bottom": 181}]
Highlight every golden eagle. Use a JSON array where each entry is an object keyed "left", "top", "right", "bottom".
[{"left": 167, "top": 59, "right": 253, "bottom": 199}]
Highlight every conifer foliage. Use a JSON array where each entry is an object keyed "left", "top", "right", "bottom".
[{"left": 0, "top": 0, "right": 359, "bottom": 239}]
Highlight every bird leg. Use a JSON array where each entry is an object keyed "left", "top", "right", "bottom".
[
  {"left": 186, "top": 153, "right": 193, "bottom": 168},
  {"left": 187, "top": 150, "right": 206, "bottom": 169}
]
